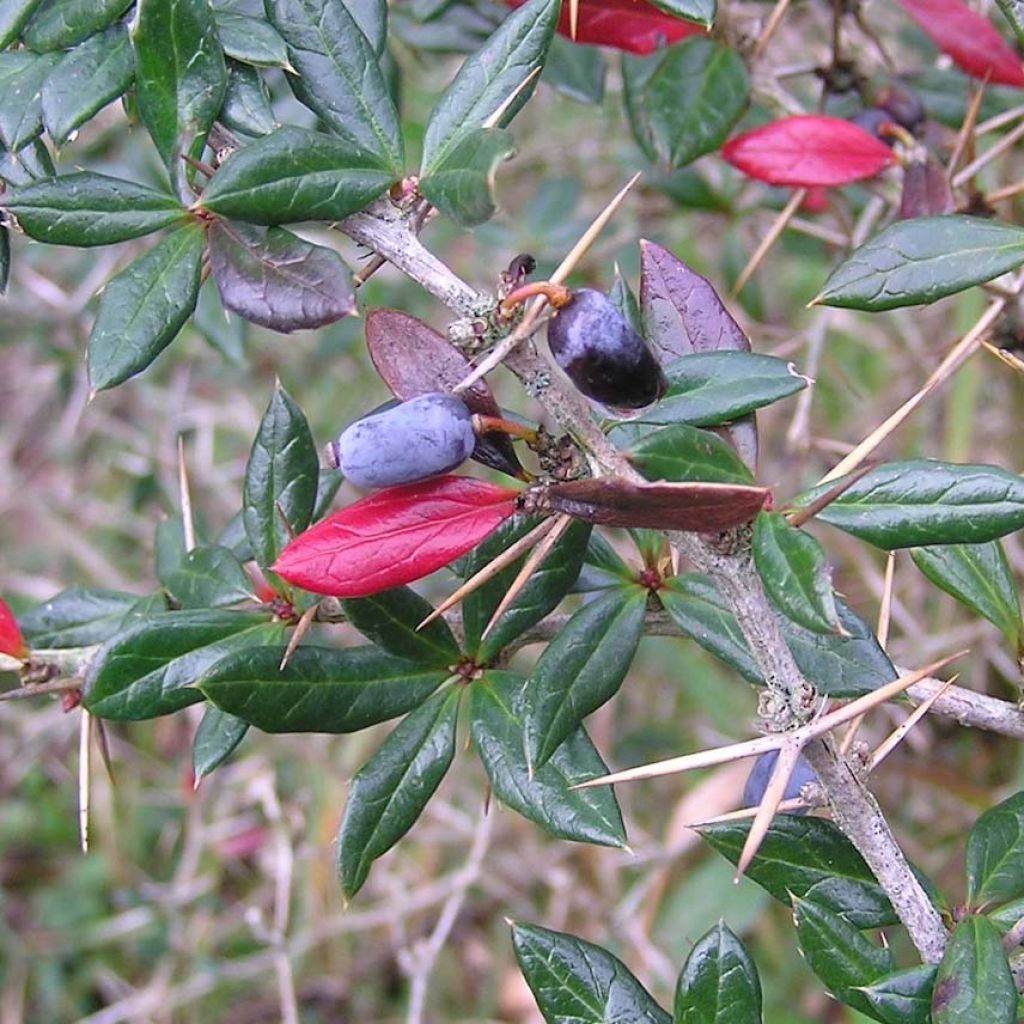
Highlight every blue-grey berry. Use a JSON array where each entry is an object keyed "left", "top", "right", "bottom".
[
  {"left": 547, "top": 288, "right": 665, "bottom": 409},
  {"left": 742, "top": 750, "right": 819, "bottom": 814},
  {"left": 334, "top": 392, "right": 475, "bottom": 489}
]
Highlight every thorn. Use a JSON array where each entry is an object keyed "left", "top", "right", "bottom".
[
  {"left": 280, "top": 604, "right": 316, "bottom": 670},
  {"left": 79, "top": 709, "right": 91, "bottom": 854},
  {"left": 868, "top": 676, "right": 958, "bottom": 771},
  {"left": 274, "top": 501, "right": 297, "bottom": 543},
  {"left": 736, "top": 741, "right": 804, "bottom": 878},
  {"left": 177, "top": 435, "right": 196, "bottom": 553},
  {"left": 568, "top": 0, "right": 579, "bottom": 39},
  {"left": 785, "top": 463, "right": 875, "bottom": 528},
  {"left": 483, "top": 67, "right": 542, "bottom": 130},
  {"left": 731, "top": 187, "right": 806, "bottom": 298},
  {"left": 752, "top": 0, "right": 793, "bottom": 59}
]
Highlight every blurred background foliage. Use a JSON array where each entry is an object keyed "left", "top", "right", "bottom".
[{"left": 3, "top": 0, "right": 1024, "bottom": 1020}]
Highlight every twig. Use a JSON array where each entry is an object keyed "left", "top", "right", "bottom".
[{"left": 953, "top": 119, "right": 1024, "bottom": 188}]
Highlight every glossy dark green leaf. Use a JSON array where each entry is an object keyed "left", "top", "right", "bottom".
[
  {"left": 41, "top": 24, "right": 134, "bottom": 146},
  {"left": 19, "top": 586, "right": 138, "bottom": 648},
  {"left": 932, "top": 916, "right": 1016, "bottom": 1024},
  {"left": 815, "top": 216, "right": 1024, "bottom": 311},
  {"left": 647, "top": 0, "right": 715, "bottom": 26},
  {"left": 661, "top": 575, "right": 896, "bottom": 697},
  {"left": 542, "top": 35, "right": 604, "bottom": 105},
  {"left": 199, "top": 644, "right": 447, "bottom": 732},
  {"left": 512, "top": 922, "right": 670, "bottom": 1024},
  {"left": 214, "top": 10, "right": 289, "bottom": 67},
  {"left": 83, "top": 610, "right": 279, "bottom": 720},
  {"left": 522, "top": 585, "right": 647, "bottom": 769},
  {"left": 219, "top": 61, "right": 276, "bottom": 137},
  {"left": 996, "top": 0, "right": 1024, "bottom": 46},
  {"left": 192, "top": 705, "right": 249, "bottom": 783},
  {"left": 0, "top": 136, "right": 53, "bottom": 186},
  {"left": 471, "top": 672, "right": 626, "bottom": 847},
  {"left": 965, "top": 791, "right": 1024, "bottom": 908},
  {"left": 341, "top": 587, "right": 459, "bottom": 668},
  {"left": 911, "top": 542, "right": 1021, "bottom": 649},
  {"left": 461, "top": 515, "right": 591, "bottom": 662},
  {"left": 638, "top": 353, "right": 806, "bottom": 427},
  {"left": 207, "top": 220, "right": 355, "bottom": 332},
  {"left": 575, "top": 531, "right": 635, "bottom": 592},
  {"left": 795, "top": 461, "right": 1024, "bottom": 549},
  {"left": 419, "top": 126, "right": 515, "bottom": 226},
  {"left": 857, "top": 964, "right": 937, "bottom": 1024},
  {"left": 346, "top": 0, "right": 386, "bottom": 55},
  {"left": 753, "top": 512, "right": 841, "bottom": 635},
  {"left": 267, "top": 0, "right": 402, "bottom": 173},
  {"left": 23, "top": 0, "right": 129, "bottom": 51},
  {"left": 674, "top": 921, "right": 762, "bottom": 1024},
  {"left": 243, "top": 385, "right": 319, "bottom": 570},
  {"left": 792, "top": 891, "right": 893, "bottom": 1017},
  {"left": 698, "top": 816, "right": 898, "bottom": 928},
  {"left": 0, "top": 0, "right": 43, "bottom": 49},
  {"left": 420, "top": 0, "right": 559, "bottom": 175},
  {"left": 4, "top": 172, "right": 184, "bottom": 246},
  {"left": 0, "top": 51, "right": 60, "bottom": 151},
  {"left": 626, "top": 423, "right": 755, "bottom": 485},
  {"left": 622, "top": 38, "right": 746, "bottom": 170},
  {"left": 162, "top": 545, "right": 253, "bottom": 610},
  {"left": 608, "top": 269, "right": 642, "bottom": 335},
  {"left": 87, "top": 222, "right": 204, "bottom": 392},
  {"left": 199, "top": 126, "right": 394, "bottom": 223},
  {"left": 132, "top": 0, "right": 227, "bottom": 168},
  {"left": 337, "top": 686, "right": 460, "bottom": 898}
]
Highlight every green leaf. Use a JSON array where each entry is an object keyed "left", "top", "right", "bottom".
[
  {"left": 337, "top": 686, "right": 460, "bottom": 898},
  {"left": 219, "top": 61, "right": 276, "bottom": 137},
  {"left": 857, "top": 964, "right": 937, "bottom": 1024},
  {"left": 471, "top": 672, "right": 626, "bottom": 848},
  {"left": 346, "top": 0, "right": 386, "bottom": 56},
  {"left": 996, "top": 0, "right": 1024, "bottom": 46},
  {"left": 674, "top": 921, "right": 762, "bottom": 1024},
  {"left": 0, "top": 0, "right": 43, "bottom": 49},
  {"left": 132, "top": 0, "right": 227, "bottom": 169},
  {"left": 162, "top": 545, "right": 254, "bottom": 610},
  {"left": 19, "top": 586, "right": 138, "bottom": 648},
  {"left": 622, "top": 38, "right": 746, "bottom": 170},
  {"left": 267, "top": 0, "right": 403, "bottom": 174},
  {"left": 199, "top": 644, "right": 447, "bottom": 732},
  {"left": 542, "top": 36, "right": 605, "bottom": 105},
  {"left": 647, "top": 0, "right": 715, "bottom": 26},
  {"left": 626, "top": 423, "right": 755, "bottom": 485},
  {"left": 420, "top": 0, "right": 559, "bottom": 175},
  {"left": 794, "top": 461, "right": 1024, "bottom": 549},
  {"left": 753, "top": 512, "right": 842, "bottom": 635},
  {"left": 0, "top": 51, "right": 60, "bottom": 151},
  {"left": 83, "top": 610, "right": 280, "bottom": 720},
  {"left": 512, "top": 922, "right": 671, "bottom": 1024},
  {"left": 41, "top": 24, "right": 134, "bottom": 146},
  {"left": 0, "top": 136, "right": 53, "bottom": 187},
  {"left": 23, "top": 0, "right": 130, "bottom": 51},
  {"left": 341, "top": 587, "right": 460, "bottom": 668},
  {"left": 965, "top": 791, "right": 1024, "bottom": 908},
  {"left": 608, "top": 268, "right": 642, "bottom": 335},
  {"left": 522, "top": 585, "right": 647, "bottom": 769},
  {"left": 792, "top": 891, "right": 893, "bottom": 1018},
  {"left": 698, "top": 816, "right": 899, "bottom": 928},
  {"left": 661, "top": 575, "right": 897, "bottom": 697},
  {"left": 192, "top": 705, "right": 249, "bottom": 783},
  {"left": 637, "top": 352, "right": 807, "bottom": 427},
  {"left": 199, "top": 125, "right": 394, "bottom": 223},
  {"left": 576, "top": 530, "right": 636, "bottom": 592},
  {"left": 419, "top": 126, "right": 515, "bottom": 227},
  {"left": 243, "top": 385, "right": 319, "bottom": 570},
  {"left": 207, "top": 220, "right": 356, "bottom": 331},
  {"left": 815, "top": 216, "right": 1024, "bottom": 312},
  {"left": 87, "top": 222, "right": 204, "bottom": 392},
  {"left": 214, "top": 10, "right": 289, "bottom": 68},
  {"left": 932, "top": 916, "right": 1016, "bottom": 1024},
  {"left": 910, "top": 542, "right": 1021, "bottom": 650},
  {"left": 460, "top": 515, "right": 591, "bottom": 662},
  {"left": 4, "top": 172, "right": 184, "bottom": 246}
]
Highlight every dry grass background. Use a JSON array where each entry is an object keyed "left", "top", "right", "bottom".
[{"left": 3, "top": 4, "right": 1024, "bottom": 1020}]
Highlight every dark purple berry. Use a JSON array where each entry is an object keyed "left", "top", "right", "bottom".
[
  {"left": 875, "top": 82, "right": 926, "bottom": 135},
  {"left": 742, "top": 750, "right": 819, "bottom": 814},
  {"left": 333, "top": 392, "right": 475, "bottom": 489},
  {"left": 849, "top": 108, "right": 897, "bottom": 146},
  {"left": 546, "top": 288, "right": 666, "bottom": 409}
]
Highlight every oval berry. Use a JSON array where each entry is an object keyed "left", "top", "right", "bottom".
[
  {"left": 547, "top": 288, "right": 666, "bottom": 409},
  {"left": 335, "top": 393, "right": 476, "bottom": 490},
  {"left": 742, "top": 750, "right": 819, "bottom": 813}
]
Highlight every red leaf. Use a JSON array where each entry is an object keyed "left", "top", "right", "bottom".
[
  {"left": 896, "top": 0, "right": 1024, "bottom": 88},
  {"left": 540, "top": 478, "right": 770, "bottom": 530},
  {"left": 272, "top": 476, "right": 520, "bottom": 597},
  {"left": 504, "top": 0, "right": 704, "bottom": 55},
  {"left": 0, "top": 595, "right": 26, "bottom": 660},
  {"left": 721, "top": 116, "right": 898, "bottom": 187}
]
